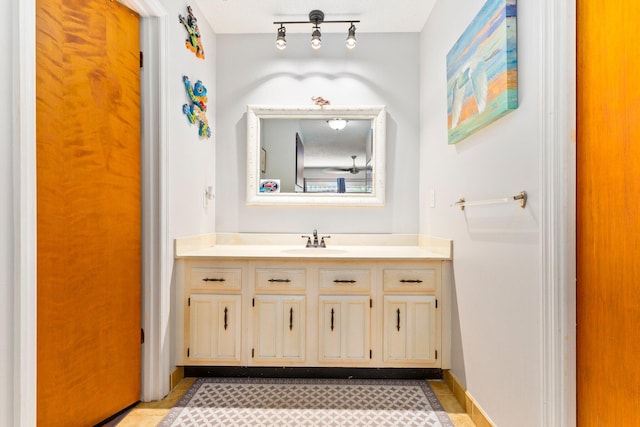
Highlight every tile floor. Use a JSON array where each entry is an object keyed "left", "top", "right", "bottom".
[{"left": 115, "top": 378, "right": 475, "bottom": 426}]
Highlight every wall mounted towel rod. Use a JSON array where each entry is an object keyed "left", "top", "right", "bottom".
[{"left": 451, "top": 191, "right": 527, "bottom": 210}]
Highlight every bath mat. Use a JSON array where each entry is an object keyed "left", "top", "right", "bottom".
[{"left": 159, "top": 377, "right": 454, "bottom": 426}]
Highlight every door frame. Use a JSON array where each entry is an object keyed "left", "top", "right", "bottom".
[
  {"left": 14, "top": 0, "right": 169, "bottom": 424},
  {"left": 538, "top": 1, "right": 577, "bottom": 425}
]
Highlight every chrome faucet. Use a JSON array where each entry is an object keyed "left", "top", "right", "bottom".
[{"left": 312, "top": 229, "right": 319, "bottom": 247}]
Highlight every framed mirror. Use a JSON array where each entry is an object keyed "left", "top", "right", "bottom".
[{"left": 246, "top": 105, "right": 386, "bottom": 206}]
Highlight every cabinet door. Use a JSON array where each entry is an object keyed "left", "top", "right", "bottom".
[
  {"left": 319, "top": 296, "right": 371, "bottom": 363},
  {"left": 188, "top": 294, "right": 241, "bottom": 363},
  {"left": 253, "top": 295, "right": 306, "bottom": 362},
  {"left": 383, "top": 295, "right": 437, "bottom": 364}
]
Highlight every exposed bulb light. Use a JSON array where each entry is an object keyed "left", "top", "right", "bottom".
[
  {"left": 273, "top": 10, "right": 359, "bottom": 50},
  {"left": 275, "top": 25, "right": 286, "bottom": 50},
  {"left": 310, "top": 27, "right": 322, "bottom": 50},
  {"left": 327, "top": 118, "right": 348, "bottom": 130},
  {"left": 345, "top": 23, "right": 356, "bottom": 49}
]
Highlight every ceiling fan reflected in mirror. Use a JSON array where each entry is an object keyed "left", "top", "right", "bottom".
[{"left": 326, "top": 155, "right": 371, "bottom": 175}]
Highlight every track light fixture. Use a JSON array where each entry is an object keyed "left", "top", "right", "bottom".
[{"left": 274, "top": 10, "right": 360, "bottom": 50}]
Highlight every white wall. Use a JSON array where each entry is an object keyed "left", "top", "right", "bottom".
[
  {"left": 162, "top": 0, "right": 217, "bottom": 371},
  {"left": 215, "top": 33, "right": 420, "bottom": 234},
  {"left": 166, "top": 1, "right": 217, "bottom": 240},
  {"left": 420, "top": 1, "right": 542, "bottom": 425},
  {"left": 1, "top": 1, "right": 14, "bottom": 422}
]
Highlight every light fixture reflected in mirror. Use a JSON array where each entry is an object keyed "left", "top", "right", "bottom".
[
  {"left": 327, "top": 118, "right": 348, "bottom": 130},
  {"left": 276, "top": 25, "right": 286, "bottom": 50},
  {"left": 273, "top": 10, "right": 359, "bottom": 50}
]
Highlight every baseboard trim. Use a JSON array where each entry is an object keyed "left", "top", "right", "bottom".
[
  {"left": 443, "top": 370, "right": 494, "bottom": 427},
  {"left": 183, "top": 366, "right": 443, "bottom": 380},
  {"left": 170, "top": 366, "right": 185, "bottom": 390}
]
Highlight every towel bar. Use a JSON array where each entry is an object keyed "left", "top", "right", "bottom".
[{"left": 451, "top": 191, "right": 527, "bottom": 211}]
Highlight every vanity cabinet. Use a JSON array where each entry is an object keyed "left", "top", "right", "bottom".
[
  {"left": 317, "top": 267, "right": 372, "bottom": 364},
  {"left": 250, "top": 264, "right": 307, "bottom": 364},
  {"left": 382, "top": 266, "right": 441, "bottom": 366},
  {"left": 177, "top": 256, "right": 450, "bottom": 370},
  {"left": 184, "top": 263, "right": 244, "bottom": 365}
]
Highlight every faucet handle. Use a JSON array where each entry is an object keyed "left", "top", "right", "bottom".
[
  {"left": 301, "top": 235, "right": 312, "bottom": 248},
  {"left": 320, "top": 236, "right": 331, "bottom": 248}
]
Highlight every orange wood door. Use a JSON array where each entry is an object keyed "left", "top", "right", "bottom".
[
  {"left": 36, "top": 0, "right": 141, "bottom": 425},
  {"left": 577, "top": 1, "right": 640, "bottom": 425}
]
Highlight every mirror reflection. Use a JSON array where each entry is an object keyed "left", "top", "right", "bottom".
[
  {"left": 246, "top": 105, "right": 386, "bottom": 206},
  {"left": 260, "top": 118, "right": 373, "bottom": 194}
]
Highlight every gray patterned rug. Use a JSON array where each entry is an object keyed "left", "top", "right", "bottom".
[{"left": 159, "top": 377, "right": 454, "bottom": 427}]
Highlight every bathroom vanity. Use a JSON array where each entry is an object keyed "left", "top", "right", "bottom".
[{"left": 174, "top": 234, "right": 452, "bottom": 373}]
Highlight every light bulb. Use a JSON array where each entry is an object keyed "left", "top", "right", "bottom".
[
  {"left": 346, "top": 24, "right": 356, "bottom": 49},
  {"left": 276, "top": 26, "right": 286, "bottom": 50},
  {"left": 311, "top": 28, "right": 322, "bottom": 50},
  {"left": 327, "top": 119, "right": 348, "bottom": 130}
]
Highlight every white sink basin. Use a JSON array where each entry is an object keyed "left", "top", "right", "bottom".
[{"left": 281, "top": 248, "right": 348, "bottom": 255}]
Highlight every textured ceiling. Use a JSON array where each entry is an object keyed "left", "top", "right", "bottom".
[{"left": 196, "top": 0, "right": 437, "bottom": 34}]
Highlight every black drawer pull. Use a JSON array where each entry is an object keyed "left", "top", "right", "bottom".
[
  {"left": 396, "top": 308, "right": 401, "bottom": 331},
  {"left": 399, "top": 279, "right": 423, "bottom": 284},
  {"left": 333, "top": 279, "right": 356, "bottom": 284},
  {"left": 202, "top": 277, "right": 226, "bottom": 282},
  {"left": 223, "top": 307, "right": 228, "bottom": 330},
  {"left": 289, "top": 307, "right": 294, "bottom": 330},
  {"left": 330, "top": 308, "right": 335, "bottom": 331},
  {"left": 268, "top": 278, "right": 291, "bottom": 283}
]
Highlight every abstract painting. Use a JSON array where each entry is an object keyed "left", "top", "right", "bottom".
[{"left": 446, "top": 0, "right": 517, "bottom": 144}]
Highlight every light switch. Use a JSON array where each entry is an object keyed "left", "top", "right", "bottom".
[{"left": 429, "top": 189, "right": 436, "bottom": 208}]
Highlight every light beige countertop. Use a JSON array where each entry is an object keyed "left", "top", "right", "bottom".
[{"left": 175, "top": 233, "right": 452, "bottom": 260}]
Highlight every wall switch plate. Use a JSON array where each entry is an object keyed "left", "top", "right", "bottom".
[{"left": 429, "top": 189, "right": 436, "bottom": 208}]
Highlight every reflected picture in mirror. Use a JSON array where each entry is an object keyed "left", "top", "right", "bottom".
[{"left": 246, "top": 105, "right": 386, "bottom": 206}]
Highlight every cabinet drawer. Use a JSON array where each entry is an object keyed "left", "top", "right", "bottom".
[
  {"left": 255, "top": 268, "right": 306, "bottom": 291},
  {"left": 383, "top": 268, "right": 438, "bottom": 292},
  {"left": 190, "top": 267, "right": 242, "bottom": 291},
  {"left": 319, "top": 269, "right": 371, "bottom": 293}
]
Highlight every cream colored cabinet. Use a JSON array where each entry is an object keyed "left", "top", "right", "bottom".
[
  {"left": 381, "top": 264, "right": 442, "bottom": 366},
  {"left": 188, "top": 294, "right": 242, "bottom": 363},
  {"left": 319, "top": 295, "right": 371, "bottom": 363},
  {"left": 178, "top": 257, "right": 450, "bottom": 369},
  {"left": 383, "top": 295, "right": 437, "bottom": 364},
  {"left": 252, "top": 295, "right": 306, "bottom": 363},
  {"left": 182, "top": 263, "right": 244, "bottom": 365}
]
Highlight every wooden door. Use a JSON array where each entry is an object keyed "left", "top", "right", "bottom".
[
  {"left": 577, "top": 1, "right": 640, "bottom": 425},
  {"left": 36, "top": 0, "right": 141, "bottom": 425}
]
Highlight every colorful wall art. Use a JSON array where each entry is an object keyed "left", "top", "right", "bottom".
[
  {"left": 179, "top": 5, "right": 205, "bottom": 59},
  {"left": 446, "top": 0, "right": 517, "bottom": 144},
  {"left": 182, "top": 75, "right": 211, "bottom": 138}
]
